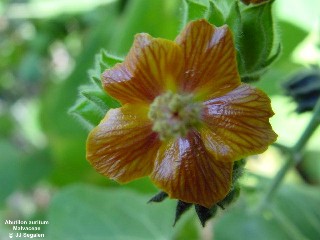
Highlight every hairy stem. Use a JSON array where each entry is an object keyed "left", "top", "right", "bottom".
[{"left": 258, "top": 98, "right": 320, "bottom": 210}]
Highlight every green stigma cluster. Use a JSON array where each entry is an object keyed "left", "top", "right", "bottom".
[{"left": 148, "top": 91, "right": 202, "bottom": 140}]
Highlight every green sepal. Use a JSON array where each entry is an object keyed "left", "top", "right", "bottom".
[
  {"left": 183, "top": 0, "right": 209, "bottom": 24},
  {"left": 240, "top": 44, "right": 281, "bottom": 82},
  {"left": 262, "top": 43, "right": 281, "bottom": 69},
  {"left": 225, "top": 0, "right": 241, "bottom": 38},
  {"left": 80, "top": 88, "right": 120, "bottom": 113},
  {"left": 70, "top": 50, "right": 123, "bottom": 130},
  {"left": 173, "top": 200, "right": 193, "bottom": 226},
  {"left": 88, "top": 75, "right": 103, "bottom": 89},
  {"left": 217, "top": 184, "right": 241, "bottom": 209},
  {"left": 215, "top": 159, "right": 244, "bottom": 209},
  {"left": 148, "top": 191, "right": 169, "bottom": 203},
  {"left": 207, "top": 1, "right": 225, "bottom": 26},
  {"left": 238, "top": 1, "right": 277, "bottom": 79},
  {"left": 88, "top": 51, "right": 123, "bottom": 89},
  {"left": 69, "top": 99, "right": 105, "bottom": 131},
  {"left": 101, "top": 50, "right": 123, "bottom": 69},
  {"left": 224, "top": 1, "right": 243, "bottom": 72},
  {"left": 212, "top": 0, "right": 236, "bottom": 17},
  {"left": 195, "top": 204, "right": 218, "bottom": 227},
  {"left": 232, "top": 158, "right": 246, "bottom": 182}
]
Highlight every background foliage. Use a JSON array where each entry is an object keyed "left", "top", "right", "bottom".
[{"left": 1, "top": 0, "right": 320, "bottom": 239}]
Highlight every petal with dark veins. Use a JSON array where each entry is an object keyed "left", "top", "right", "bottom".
[
  {"left": 151, "top": 131, "right": 233, "bottom": 208},
  {"left": 87, "top": 104, "right": 161, "bottom": 183}
]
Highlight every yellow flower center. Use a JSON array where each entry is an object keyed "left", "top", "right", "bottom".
[{"left": 148, "top": 91, "right": 203, "bottom": 140}]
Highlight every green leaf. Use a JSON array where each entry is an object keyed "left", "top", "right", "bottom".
[
  {"left": 174, "top": 216, "right": 199, "bottom": 240},
  {"left": 3, "top": 0, "right": 119, "bottom": 18},
  {"left": 215, "top": 207, "right": 292, "bottom": 240},
  {"left": 0, "top": 212, "right": 11, "bottom": 238},
  {"left": 238, "top": 1, "right": 275, "bottom": 76},
  {"left": 275, "top": 0, "right": 320, "bottom": 31},
  {"left": 109, "top": 0, "right": 181, "bottom": 54},
  {"left": 215, "top": 183, "right": 320, "bottom": 240},
  {"left": 300, "top": 151, "right": 320, "bottom": 184},
  {"left": 46, "top": 184, "right": 180, "bottom": 240},
  {"left": 0, "top": 140, "right": 20, "bottom": 205},
  {"left": 41, "top": 2, "right": 120, "bottom": 185},
  {"left": 276, "top": 21, "right": 308, "bottom": 64},
  {"left": 183, "top": 0, "right": 209, "bottom": 24},
  {"left": 272, "top": 185, "right": 320, "bottom": 239},
  {"left": 20, "top": 149, "right": 53, "bottom": 190},
  {"left": 0, "top": 109, "right": 14, "bottom": 138}
]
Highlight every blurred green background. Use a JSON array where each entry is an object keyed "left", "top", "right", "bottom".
[{"left": 0, "top": 0, "right": 320, "bottom": 239}]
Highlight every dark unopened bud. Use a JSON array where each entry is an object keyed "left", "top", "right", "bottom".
[{"left": 282, "top": 68, "right": 320, "bottom": 113}]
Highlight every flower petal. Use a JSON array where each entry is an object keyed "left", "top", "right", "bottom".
[
  {"left": 150, "top": 131, "right": 233, "bottom": 208},
  {"left": 102, "top": 34, "right": 184, "bottom": 104},
  {"left": 86, "top": 104, "right": 160, "bottom": 183},
  {"left": 201, "top": 84, "right": 277, "bottom": 161},
  {"left": 175, "top": 19, "right": 240, "bottom": 100}
]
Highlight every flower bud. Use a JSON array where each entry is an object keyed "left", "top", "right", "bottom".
[
  {"left": 283, "top": 68, "right": 320, "bottom": 113},
  {"left": 238, "top": 0, "right": 279, "bottom": 81}
]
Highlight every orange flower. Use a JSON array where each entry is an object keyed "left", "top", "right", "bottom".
[{"left": 86, "top": 19, "right": 277, "bottom": 208}]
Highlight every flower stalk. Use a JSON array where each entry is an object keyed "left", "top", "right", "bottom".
[{"left": 259, "top": 97, "right": 320, "bottom": 210}]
